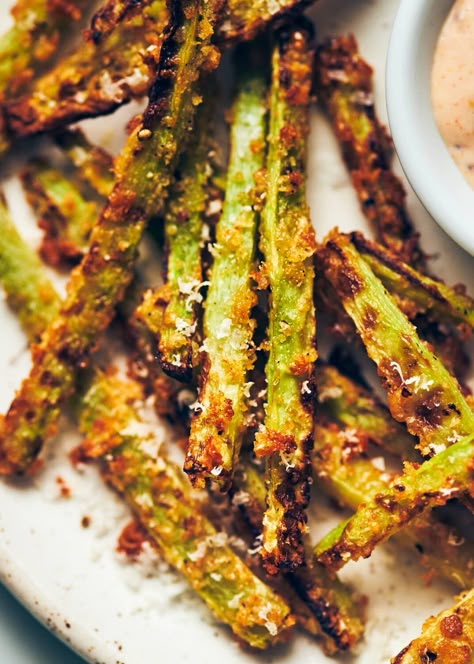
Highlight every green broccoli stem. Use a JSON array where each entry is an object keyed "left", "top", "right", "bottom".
[
  {"left": 77, "top": 370, "right": 294, "bottom": 649},
  {"left": 255, "top": 21, "right": 317, "bottom": 573},
  {"left": 136, "top": 96, "right": 216, "bottom": 382},
  {"left": 316, "top": 231, "right": 474, "bottom": 458},
  {"left": 313, "top": 419, "right": 474, "bottom": 589},
  {"left": 0, "top": 192, "right": 60, "bottom": 340},
  {"left": 20, "top": 159, "right": 99, "bottom": 267},
  {"left": 184, "top": 41, "right": 267, "bottom": 489},
  {"left": 315, "top": 431, "right": 474, "bottom": 572},
  {"left": 350, "top": 232, "right": 474, "bottom": 332}
]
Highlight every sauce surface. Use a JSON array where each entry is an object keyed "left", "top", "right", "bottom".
[{"left": 432, "top": 0, "right": 474, "bottom": 188}]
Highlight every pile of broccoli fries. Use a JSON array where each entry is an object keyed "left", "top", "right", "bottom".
[{"left": 0, "top": 1, "right": 473, "bottom": 661}]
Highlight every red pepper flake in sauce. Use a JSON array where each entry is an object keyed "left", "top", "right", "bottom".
[{"left": 432, "top": 0, "right": 474, "bottom": 188}]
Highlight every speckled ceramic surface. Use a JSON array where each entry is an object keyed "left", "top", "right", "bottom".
[{"left": 0, "top": 1, "right": 473, "bottom": 663}]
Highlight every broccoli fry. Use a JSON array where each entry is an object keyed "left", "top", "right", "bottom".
[
  {"left": 314, "top": 34, "right": 424, "bottom": 268},
  {"left": 317, "top": 231, "right": 474, "bottom": 458},
  {"left": 184, "top": 43, "right": 267, "bottom": 489},
  {"left": 313, "top": 419, "right": 474, "bottom": 589},
  {"left": 5, "top": 0, "right": 169, "bottom": 138},
  {"left": 4, "top": 0, "right": 314, "bottom": 140},
  {"left": 0, "top": 0, "right": 94, "bottom": 97},
  {"left": 0, "top": 0, "right": 224, "bottom": 475},
  {"left": 233, "top": 453, "right": 366, "bottom": 653},
  {"left": 77, "top": 371, "right": 294, "bottom": 650},
  {"left": 136, "top": 97, "right": 216, "bottom": 382},
  {"left": 391, "top": 589, "right": 474, "bottom": 664},
  {"left": 0, "top": 192, "right": 60, "bottom": 341},
  {"left": 20, "top": 159, "right": 99, "bottom": 267},
  {"left": 315, "top": 430, "right": 474, "bottom": 571},
  {"left": 254, "top": 22, "right": 317, "bottom": 573},
  {"left": 351, "top": 232, "right": 474, "bottom": 332}
]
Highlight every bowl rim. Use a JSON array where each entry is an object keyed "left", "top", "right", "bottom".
[{"left": 386, "top": 0, "right": 474, "bottom": 256}]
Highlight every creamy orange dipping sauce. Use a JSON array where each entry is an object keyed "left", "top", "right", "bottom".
[{"left": 432, "top": 0, "right": 474, "bottom": 188}]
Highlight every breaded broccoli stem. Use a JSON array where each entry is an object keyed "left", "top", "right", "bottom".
[
  {"left": 21, "top": 142, "right": 186, "bottom": 424},
  {"left": 0, "top": 0, "right": 94, "bottom": 98},
  {"left": 53, "top": 129, "right": 115, "bottom": 198},
  {"left": 136, "top": 98, "right": 216, "bottom": 382},
  {"left": 0, "top": 0, "right": 224, "bottom": 475},
  {"left": 0, "top": 192, "right": 60, "bottom": 341},
  {"left": 317, "top": 231, "right": 474, "bottom": 458},
  {"left": 184, "top": 43, "right": 267, "bottom": 489},
  {"left": 391, "top": 589, "right": 474, "bottom": 664},
  {"left": 254, "top": 22, "right": 317, "bottom": 573},
  {"left": 119, "top": 280, "right": 189, "bottom": 425},
  {"left": 351, "top": 232, "right": 474, "bottom": 332},
  {"left": 313, "top": 420, "right": 474, "bottom": 589},
  {"left": 5, "top": 0, "right": 168, "bottom": 138},
  {"left": 20, "top": 159, "right": 99, "bottom": 267},
  {"left": 77, "top": 371, "right": 294, "bottom": 650},
  {"left": 315, "top": 430, "right": 474, "bottom": 571},
  {"left": 4, "top": 0, "right": 313, "bottom": 140},
  {"left": 233, "top": 454, "right": 366, "bottom": 653},
  {"left": 317, "top": 362, "right": 419, "bottom": 461},
  {"left": 314, "top": 34, "right": 424, "bottom": 268},
  {"left": 0, "top": 0, "right": 94, "bottom": 154}
]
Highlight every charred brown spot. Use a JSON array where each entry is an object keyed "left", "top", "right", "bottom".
[
  {"left": 159, "top": 353, "right": 193, "bottom": 383},
  {"left": 326, "top": 240, "right": 364, "bottom": 298},
  {"left": 362, "top": 304, "right": 378, "bottom": 330},
  {"left": 86, "top": 0, "right": 143, "bottom": 44},
  {"left": 374, "top": 493, "right": 397, "bottom": 512},
  {"left": 39, "top": 370, "right": 62, "bottom": 388},
  {"left": 292, "top": 571, "right": 359, "bottom": 651},
  {"left": 414, "top": 388, "right": 446, "bottom": 431}
]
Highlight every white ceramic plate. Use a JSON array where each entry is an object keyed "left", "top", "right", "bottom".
[{"left": 0, "top": 1, "right": 473, "bottom": 663}]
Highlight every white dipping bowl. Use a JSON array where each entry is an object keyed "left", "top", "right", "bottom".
[{"left": 386, "top": 0, "right": 474, "bottom": 256}]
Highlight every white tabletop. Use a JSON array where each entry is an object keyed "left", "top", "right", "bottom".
[{"left": 0, "top": 583, "right": 83, "bottom": 663}]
